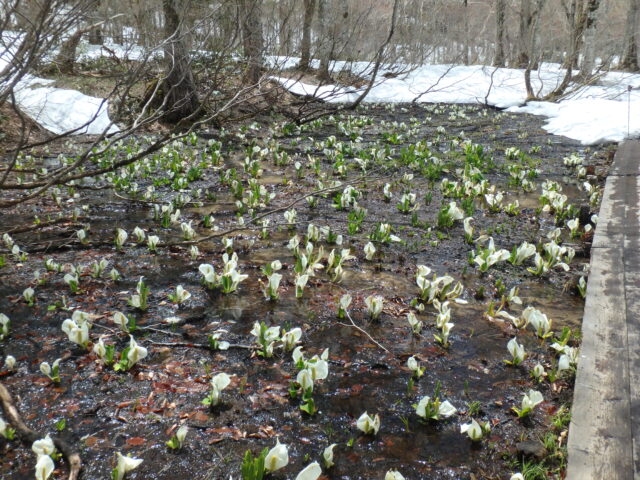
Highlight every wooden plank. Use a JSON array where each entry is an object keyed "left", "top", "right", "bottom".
[
  {"left": 623, "top": 167, "right": 640, "bottom": 477},
  {"left": 567, "top": 141, "right": 640, "bottom": 479},
  {"left": 592, "top": 141, "right": 640, "bottom": 249},
  {"left": 591, "top": 173, "right": 629, "bottom": 249},
  {"left": 609, "top": 140, "right": 640, "bottom": 176},
  {"left": 566, "top": 246, "right": 632, "bottom": 480},
  {"left": 624, "top": 250, "right": 640, "bottom": 478}
]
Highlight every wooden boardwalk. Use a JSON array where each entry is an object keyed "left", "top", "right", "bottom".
[{"left": 567, "top": 140, "right": 640, "bottom": 479}]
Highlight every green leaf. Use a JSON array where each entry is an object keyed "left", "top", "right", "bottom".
[
  {"left": 166, "top": 436, "right": 179, "bottom": 449},
  {"left": 55, "top": 418, "right": 66, "bottom": 432}
]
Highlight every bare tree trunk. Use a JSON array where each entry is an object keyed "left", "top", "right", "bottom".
[
  {"left": 161, "top": 0, "right": 200, "bottom": 123},
  {"left": 524, "top": 1, "right": 547, "bottom": 99},
  {"left": 87, "top": 26, "right": 103, "bottom": 45},
  {"left": 622, "top": 0, "right": 640, "bottom": 71},
  {"left": 579, "top": 17, "right": 598, "bottom": 78},
  {"left": 277, "top": 0, "right": 292, "bottom": 56},
  {"left": 537, "top": 0, "right": 601, "bottom": 100},
  {"left": 463, "top": 0, "right": 469, "bottom": 65},
  {"left": 317, "top": 0, "right": 331, "bottom": 81},
  {"left": 87, "top": 0, "right": 103, "bottom": 45},
  {"left": 493, "top": 0, "right": 506, "bottom": 66},
  {"left": 52, "top": 15, "right": 114, "bottom": 75},
  {"left": 239, "top": 0, "right": 264, "bottom": 84},
  {"left": 54, "top": 30, "right": 84, "bottom": 74},
  {"left": 298, "top": 0, "right": 315, "bottom": 70},
  {"left": 348, "top": 0, "right": 399, "bottom": 109},
  {"left": 335, "top": 0, "right": 349, "bottom": 60},
  {"left": 516, "top": 0, "right": 532, "bottom": 68},
  {"left": 565, "top": 0, "right": 600, "bottom": 80},
  {"left": 133, "top": 0, "right": 153, "bottom": 47}
]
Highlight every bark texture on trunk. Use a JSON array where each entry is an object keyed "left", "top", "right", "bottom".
[
  {"left": 54, "top": 29, "right": 83, "bottom": 74},
  {"left": 493, "top": 0, "right": 506, "bottom": 67},
  {"left": 298, "top": 0, "right": 315, "bottom": 71},
  {"left": 622, "top": 0, "right": 640, "bottom": 71},
  {"left": 317, "top": 0, "right": 331, "bottom": 81},
  {"left": 516, "top": 0, "right": 532, "bottom": 68},
  {"left": 463, "top": 0, "right": 469, "bottom": 65},
  {"left": 239, "top": 0, "right": 264, "bottom": 85},
  {"left": 161, "top": 0, "right": 200, "bottom": 123},
  {"left": 531, "top": 0, "right": 601, "bottom": 101}
]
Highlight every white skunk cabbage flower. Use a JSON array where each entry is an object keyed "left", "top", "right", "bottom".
[
  {"left": 323, "top": 443, "right": 337, "bottom": 468},
  {"left": 415, "top": 396, "right": 457, "bottom": 420},
  {"left": 175, "top": 425, "right": 189, "bottom": 446},
  {"left": 127, "top": 336, "right": 147, "bottom": 366},
  {"left": 113, "top": 311, "right": 129, "bottom": 332},
  {"left": 35, "top": 454, "right": 54, "bottom": 480},
  {"left": 364, "top": 242, "right": 376, "bottom": 260},
  {"left": 264, "top": 438, "right": 289, "bottom": 473},
  {"left": 506, "top": 337, "right": 525, "bottom": 365},
  {"left": 407, "top": 356, "right": 424, "bottom": 378},
  {"left": 114, "top": 451, "right": 143, "bottom": 480},
  {"left": 385, "top": 470, "right": 406, "bottom": 480},
  {"left": 209, "top": 372, "right": 231, "bottom": 405},
  {"left": 133, "top": 226, "right": 146, "bottom": 243},
  {"left": 4, "top": 355, "right": 16, "bottom": 371},
  {"left": 365, "top": 295, "right": 384, "bottom": 319},
  {"left": 460, "top": 418, "right": 485, "bottom": 441},
  {"left": 32, "top": 434, "right": 56, "bottom": 456},
  {"left": 61, "top": 318, "right": 89, "bottom": 347},
  {"left": 297, "top": 368, "right": 314, "bottom": 392},
  {"left": 114, "top": 228, "right": 128, "bottom": 249},
  {"left": 522, "top": 307, "right": 552, "bottom": 338},
  {"left": 356, "top": 411, "right": 381, "bottom": 435},
  {"left": 521, "top": 390, "right": 544, "bottom": 412},
  {"left": 282, "top": 328, "right": 302, "bottom": 351},
  {"left": 295, "top": 461, "right": 322, "bottom": 480}
]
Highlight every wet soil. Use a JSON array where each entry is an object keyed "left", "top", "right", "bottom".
[{"left": 0, "top": 103, "right": 615, "bottom": 479}]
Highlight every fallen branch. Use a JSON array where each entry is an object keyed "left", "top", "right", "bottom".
[
  {"left": 0, "top": 381, "right": 82, "bottom": 480},
  {"left": 339, "top": 311, "right": 389, "bottom": 353},
  {"left": 0, "top": 217, "right": 77, "bottom": 236},
  {"left": 147, "top": 339, "right": 254, "bottom": 350}
]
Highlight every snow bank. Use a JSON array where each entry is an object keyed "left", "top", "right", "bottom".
[
  {"left": 273, "top": 61, "right": 640, "bottom": 146},
  {"left": 14, "top": 76, "right": 118, "bottom": 135},
  {"left": 1, "top": 32, "right": 119, "bottom": 136}
]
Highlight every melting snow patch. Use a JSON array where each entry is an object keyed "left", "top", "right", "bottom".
[{"left": 14, "top": 77, "right": 118, "bottom": 135}]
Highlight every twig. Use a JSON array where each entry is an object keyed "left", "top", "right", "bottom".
[
  {"left": 0, "top": 217, "right": 74, "bottom": 236},
  {"left": 0, "top": 382, "right": 82, "bottom": 480},
  {"left": 138, "top": 325, "right": 183, "bottom": 336},
  {"left": 339, "top": 311, "right": 389, "bottom": 353},
  {"left": 147, "top": 339, "right": 254, "bottom": 350}
]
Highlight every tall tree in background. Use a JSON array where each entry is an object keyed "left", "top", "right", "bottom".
[
  {"left": 161, "top": 0, "right": 200, "bottom": 122},
  {"left": 463, "top": 0, "right": 469, "bottom": 65},
  {"left": 239, "top": 0, "right": 264, "bottom": 84},
  {"left": 517, "top": 0, "right": 546, "bottom": 69},
  {"left": 298, "top": 0, "right": 316, "bottom": 71},
  {"left": 527, "top": 0, "right": 602, "bottom": 101},
  {"left": 578, "top": 0, "right": 601, "bottom": 78},
  {"left": 516, "top": 0, "right": 532, "bottom": 67},
  {"left": 317, "top": 0, "right": 331, "bottom": 81},
  {"left": 621, "top": 0, "right": 640, "bottom": 71},
  {"left": 562, "top": 0, "right": 601, "bottom": 78},
  {"left": 493, "top": 0, "right": 506, "bottom": 66},
  {"left": 523, "top": 0, "right": 547, "bottom": 98},
  {"left": 277, "top": 0, "right": 292, "bottom": 56},
  {"left": 562, "top": 0, "right": 601, "bottom": 71}
]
